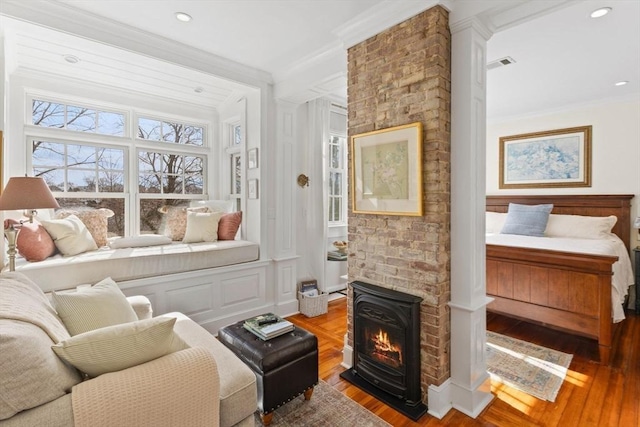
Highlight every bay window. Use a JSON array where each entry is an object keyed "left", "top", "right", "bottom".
[{"left": 28, "top": 97, "right": 211, "bottom": 238}]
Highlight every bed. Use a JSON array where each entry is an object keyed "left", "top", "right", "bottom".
[{"left": 485, "top": 194, "right": 634, "bottom": 365}]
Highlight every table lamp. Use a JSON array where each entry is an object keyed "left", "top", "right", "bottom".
[{"left": 0, "top": 176, "right": 60, "bottom": 271}]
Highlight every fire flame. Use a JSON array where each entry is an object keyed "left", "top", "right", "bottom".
[{"left": 372, "top": 329, "right": 403, "bottom": 366}]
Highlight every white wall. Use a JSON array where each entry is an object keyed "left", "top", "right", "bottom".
[{"left": 487, "top": 98, "right": 640, "bottom": 245}]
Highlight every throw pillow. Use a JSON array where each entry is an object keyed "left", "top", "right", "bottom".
[
  {"left": 52, "top": 277, "right": 138, "bottom": 336},
  {"left": 190, "top": 199, "right": 235, "bottom": 213},
  {"left": 56, "top": 208, "right": 114, "bottom": 247},
  {"left": 501, "top": 203, "right": 554, "bottom": 237},
  {"left": 109, "top": 234, "right": 172, "bottom": 249},
  {"left": 218, "top": 211, "right": 242, "bottom": 240},
  {"left": 41, "top": 214, "right": 98, "bottom": 256},
  {"left": 545, "top": 214, "right": 617, "bottom": 239},
  {"left": 52, "top": 316, "right": 188, "bottom": 378},
  {"left": 183, "top": 211, "right": 223, "bottom": 243},
  {"left": 158, "top": 205, "right": 209, "bottom": 241},
  {"left": 4, "top": 218, "right": 56, "bottom": 261}
]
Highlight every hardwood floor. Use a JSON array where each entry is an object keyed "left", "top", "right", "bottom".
[{"left": 286, "top": 296, "right": 640, "bottom": 426}]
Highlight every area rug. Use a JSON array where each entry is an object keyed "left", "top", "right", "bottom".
[
  {"left": 486, "top": 331, "right": 573, "bottom": 402},
  {"left": 253, "top": 379, "right": 391, "bottom": 426}
]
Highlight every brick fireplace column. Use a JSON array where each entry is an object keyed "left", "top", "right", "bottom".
[{"left": 427, "top": 17, "right": 494, "bottom": 419}]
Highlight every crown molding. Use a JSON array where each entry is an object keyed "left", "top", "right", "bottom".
[
  {"left": 333, "top": 0, "right": 446, "bottom": 49},
  {"left": 0, "top": 0, "right": 273, "bottom": 87}
]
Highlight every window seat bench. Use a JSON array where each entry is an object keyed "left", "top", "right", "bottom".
[{"left": 13, "top": 240, "right": 260, "bottom": 293}]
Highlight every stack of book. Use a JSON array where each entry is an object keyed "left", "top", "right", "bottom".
[
  {"left": 243, "top": 313, "right": 294, "bottom": 340},
  {"left": 327, "top": 250, "right": 347, "bottom": 261}
]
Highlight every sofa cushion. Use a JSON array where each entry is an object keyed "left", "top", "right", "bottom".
[
  {"left": 52, "top": 277, "right": 138, "bottom": 336},
  {"left": 162, "top": 312, "right": 257, "bottom": 427},
  {"left": 41, "top": 215, "right": 98, "bottom": 256},
  {"left": 0, "top": 272, "right": 82, "bottom": 421},
  {"left": 52, "top": 317, "right": 187, "bottom": 377},
  {"left": 0, "top": 320, "right": 83, "bottom": 420}
]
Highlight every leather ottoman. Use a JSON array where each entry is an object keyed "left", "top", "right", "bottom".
[{"left": 218, "top": 319, "right": 318, "bottom": 426}]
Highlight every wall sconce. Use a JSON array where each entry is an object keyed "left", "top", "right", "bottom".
[{"left": 297, "top": 174, "right": 310, "bottom": 188}]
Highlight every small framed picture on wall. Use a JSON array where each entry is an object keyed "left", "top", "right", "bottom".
[{"left": 248, "top": 179, "right": 259, "bottom": 199}]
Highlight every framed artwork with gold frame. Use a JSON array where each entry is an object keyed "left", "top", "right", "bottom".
[
  {"left": 351, "top": 122, "right": 423, "bottom": 216},
  {"left": 499, "top": 125, "right": 592, "bottom": 189}
]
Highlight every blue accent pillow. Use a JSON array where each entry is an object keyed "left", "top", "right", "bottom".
[{"left": 500, "top": 203, "right": 554, "bottom": 237}]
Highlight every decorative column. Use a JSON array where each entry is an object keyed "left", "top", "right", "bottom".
[
  {"left": 272, "top": 100, "right": 299, "bottom": 314},
  {"left": 428, "top": 17, "right": 494, "bottom": 418}
]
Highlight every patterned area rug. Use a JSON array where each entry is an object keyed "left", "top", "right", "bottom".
[
  {"left": 486, "top": 331, "right": 573, "bottom": 402},
  {"left": 253, "top": 379, "right": 391, "bottom": 426}
]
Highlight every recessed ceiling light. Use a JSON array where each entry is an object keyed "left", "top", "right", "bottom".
[
  {"left": 194, "top": 86, "right": 204, "bottom": 93},
  {"left": 63, "top": 54, "right": 80, "bottom": 64},
  {"left": 590, "top": 7, "right": 612, "bottom": 18},
  {"left": 175, "top": 12, "right": 192, "bottom": 22},
  {"left": 614, "top": 81, "right": 629, "bottom": 86}
]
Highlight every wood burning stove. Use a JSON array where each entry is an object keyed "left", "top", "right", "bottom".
[{"left": 341, "top": 281, "right": 427, "bottom": 420}]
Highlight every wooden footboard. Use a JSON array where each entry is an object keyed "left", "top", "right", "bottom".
[
  {"left": 486, "top": 244, "right": 617, "bottom": 365},
  {"left": 486, "top": 194, "right": 633, "bottom": 366}
]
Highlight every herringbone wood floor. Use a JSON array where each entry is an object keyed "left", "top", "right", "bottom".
[{"left": 286, "top": 297, "right": 640, "bottom": 426}]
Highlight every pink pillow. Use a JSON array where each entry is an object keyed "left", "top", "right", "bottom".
[
  {"left": 4, "top": 219, "right": 56, "bottom": 262},
  {"left": 217, "top": 212, "right": 242, "bottom": 240}
]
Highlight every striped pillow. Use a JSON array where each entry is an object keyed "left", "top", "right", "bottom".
[
  {"left": 52, "top": 277, "right": 138, "bottom": 336},
  {"left": 52, "top": 317, "right": 187, "bottom": 377}
]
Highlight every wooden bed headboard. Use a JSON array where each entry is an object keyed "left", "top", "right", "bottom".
[{"left": 486, "top": 194, "right": 634, "bottom": 251}]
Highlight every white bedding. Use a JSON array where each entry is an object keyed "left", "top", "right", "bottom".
[
  {"left": 12, "top": 240, "right": 260, "bottom": 292},
  {"left": 486, "top": 233, "right": 633, "bottom": 322}
]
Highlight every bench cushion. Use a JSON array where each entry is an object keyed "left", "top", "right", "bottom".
[{"left": 14, "top": 240, "right": 259, "bottom": 292}]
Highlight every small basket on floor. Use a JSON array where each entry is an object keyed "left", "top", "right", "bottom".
[{"left": 298, "top": 291, "right": 329, "bottom": 317}]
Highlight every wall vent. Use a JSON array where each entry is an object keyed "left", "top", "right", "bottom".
[{"left": 487, "top": 56, "right": 516, "bottom": 70}]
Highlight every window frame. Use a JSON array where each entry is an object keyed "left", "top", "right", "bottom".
[
  {"left": 327, "top": 105, "right": 348, "bottom": 226},
  {"left": 26, "top": 94, "right": 213, "bottom": 237}
]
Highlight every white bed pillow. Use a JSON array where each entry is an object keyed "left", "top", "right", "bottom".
[
  {"left": 486, "top": 212, "right": 507, "bottom": 234},
  {"left": 544, "top": 214, "right": 617, "bottom": 239}
]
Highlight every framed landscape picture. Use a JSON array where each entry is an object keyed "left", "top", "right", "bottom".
[
  {"left": 499, "top": 125, "right": 592, "bottom": 189},
  {"left": 351, "top": 122, "right": 423, "bottom": 216}
]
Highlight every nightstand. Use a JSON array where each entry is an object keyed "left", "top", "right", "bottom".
[{"left": 634, "top": 248, "right": 640, "bottom": 314}]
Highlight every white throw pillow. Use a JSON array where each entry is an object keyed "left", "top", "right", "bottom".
[
  {"left": 183, "top": 211, "right": 223, "bottom": 243},
  {"left": 41, "top": 214, "right": 98, "bottom": 256},
  {"left": 544, "top": 214, "right": 617, "bottom": 239},
  {"left": 109, "top": 234, "right": 172, "bottom": 249},
  {"left": 52, "top": 317, "right": 187, "bottom": 377},
  {"left": 190, "top": 199, "right": 235, "bottom": 213},
  {"left": 52, "top": 277, "right": 138, "bottom": 336}
]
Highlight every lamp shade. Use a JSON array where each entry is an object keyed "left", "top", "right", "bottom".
[{"left": 0, "top": 176, "right": 60, "bottom": 211}]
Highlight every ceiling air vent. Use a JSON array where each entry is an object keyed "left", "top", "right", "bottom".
[{"left": 487, "top": 56, "right": 516, "bottom": 70}]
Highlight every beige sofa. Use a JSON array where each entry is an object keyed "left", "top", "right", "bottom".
[{"left": 0, "top": 272, "right": 257, "bottom": 427}]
